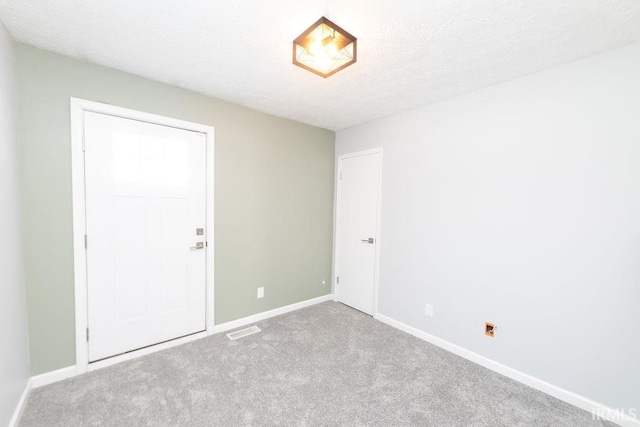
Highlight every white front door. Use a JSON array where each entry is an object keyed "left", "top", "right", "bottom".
[
  {"left": 336, "top": 150, "right": 382, "bottom": 315},
  {"left": 84, "top": 111, "right": 207, "bottom": 362}
]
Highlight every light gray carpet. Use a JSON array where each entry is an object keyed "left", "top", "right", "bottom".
[{"left": 19, "top": 301, "right": 611, "bottom": 426}]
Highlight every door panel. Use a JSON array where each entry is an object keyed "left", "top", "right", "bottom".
[
  {"left": 337, "top": 151, "right": 381, "bottom": 315},
  {"left": 114, "top": 195, "right": 147, "bottom": 323},
  {"left": 160, "top": 197, "right": 189, "bottom": 313},
  {"left": 84, "top": 111, "right": 206, "bottom": 362}
]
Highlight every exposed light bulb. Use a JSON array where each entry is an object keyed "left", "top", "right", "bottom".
[
  {"left": 326, "top": 42, "right": 338, "bottom": 58},
  {"left": 314, "top": 52, "right": 332, "bottom": 71},
  {"left": 308, "top": 41, "right": 324, "bottom": 57},
  {"left": 306, "top": 38, "right": 338, "bottom": 71}
]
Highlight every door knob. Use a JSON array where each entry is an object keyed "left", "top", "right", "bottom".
[
  {"left": 361, "top": 238, "right": 375, "bottom": 244},
  {"left": 190, "top": 242, "right": 204, "bottom": 250}
]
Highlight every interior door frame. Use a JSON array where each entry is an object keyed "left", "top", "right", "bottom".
[
  {"left": 333, "top": 147, "right": 383, "bottom": 317},
  {"left": 70, "top": 97, "right": 215, "bottom": 374}
]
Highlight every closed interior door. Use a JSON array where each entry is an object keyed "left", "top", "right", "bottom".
[
  {"left": 336, "top": 151, "right": 381, "bottom": 315},
  {"left": 84, "top": 111, "right": 207, "bottom": 362}
]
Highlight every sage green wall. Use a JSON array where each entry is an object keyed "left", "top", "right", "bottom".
[{"left": 15, "top": 43, "right": 335, "bottom": 375}]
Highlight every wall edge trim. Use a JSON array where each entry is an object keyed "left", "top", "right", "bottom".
[
  {"left": 210, "top": 294, "right": 334, "bottom": 334},
  {"left": 27, "top": 294, "right": 334, "bottom": 389},
  {"left": 8, "top": 379, "right": 31, "bottom": 427},
  {"left": 375, "top": 313, "right": 638, "bottom": 427},
  {"left": 31, "top": 366, "right": 77, "bottom": 389}
]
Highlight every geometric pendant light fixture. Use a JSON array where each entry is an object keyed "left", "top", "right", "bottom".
[{"left": 293, "top": 17, "right": 357, "bottom": 78}]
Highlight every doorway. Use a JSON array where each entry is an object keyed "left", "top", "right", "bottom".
[
  {"left": 335, "top": 148, "right": 382, "bottom": 315},
  {"left": 71, "top": 98, "right": 215, "bottom": 371}
]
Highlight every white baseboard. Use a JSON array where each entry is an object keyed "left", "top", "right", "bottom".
[
  {"left": 26, "top": 294, "right": 334, "bottom": 390},
  {"left": 88, "top": 294, "right": 334, "bottom": 372},
  {"left": 375, "top": 313, "right": 639, "bottom": 427},
  {"left": 8, "top": 379, "right": 31, "bottom": 427},
  {"left": 16, "top": 298, "right": 633, "bottom": 426},
  {"left": 31, "top": 365, "right": 78, "bottom": 389},
  {"left": 210, "top": 294, "right": 334, "bottom": 334}
]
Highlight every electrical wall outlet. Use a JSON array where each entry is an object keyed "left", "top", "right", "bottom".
[
  {"left": 485, "top": 322, "right": 495, "bottom": 337},
  {"left": 257, "top": 287, "right": 264, "bottom": 299},
  {"left": 425, "top": 303, "right": 434, "bottom": 317}
]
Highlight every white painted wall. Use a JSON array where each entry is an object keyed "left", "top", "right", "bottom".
[
  {"left": 336, "top": 42, "right": 640, "bottom": 412},
  {"left": 0, "top": 19, "right": 30, "bottom": 426}
]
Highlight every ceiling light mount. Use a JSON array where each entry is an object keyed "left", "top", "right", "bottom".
[{"left": 293, "top": 17, "right": 357, "bottom": 78}]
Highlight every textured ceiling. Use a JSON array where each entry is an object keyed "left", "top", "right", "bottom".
[{"left": 1, "top": 1, "right": 639, "bottom": 130}]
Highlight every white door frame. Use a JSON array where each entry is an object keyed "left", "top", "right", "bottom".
[
  {"left": 70, "top": 97, "right": 215, "bottom": 374},
  {"left": 334, "top": 148, "right": 383, "bottom": 317}
]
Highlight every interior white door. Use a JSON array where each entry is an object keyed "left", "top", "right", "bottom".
[
  {"left": 336, "top": 151, "right": 381, "bottom": 315},
  {"left": 84, "top": 111, "right": 207, "bottom": 362}
]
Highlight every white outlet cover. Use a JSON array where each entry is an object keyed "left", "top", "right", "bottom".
[
  {"left": 257, "top": 287, "right": 264, "bottom": 298},
  {"left": 425, "top": 304, "right": 434, "bottom": 317}
]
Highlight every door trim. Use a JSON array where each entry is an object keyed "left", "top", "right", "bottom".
[
  {"left": 334, "top": 148, "right": 383, "bottom": 316},
  {"left": 70, "top": 97, "right": 215, "bottom": 374}
]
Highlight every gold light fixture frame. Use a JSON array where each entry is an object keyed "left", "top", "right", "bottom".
[{"left": 292, "top": 17, "right": 357, "bottom": 78}]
